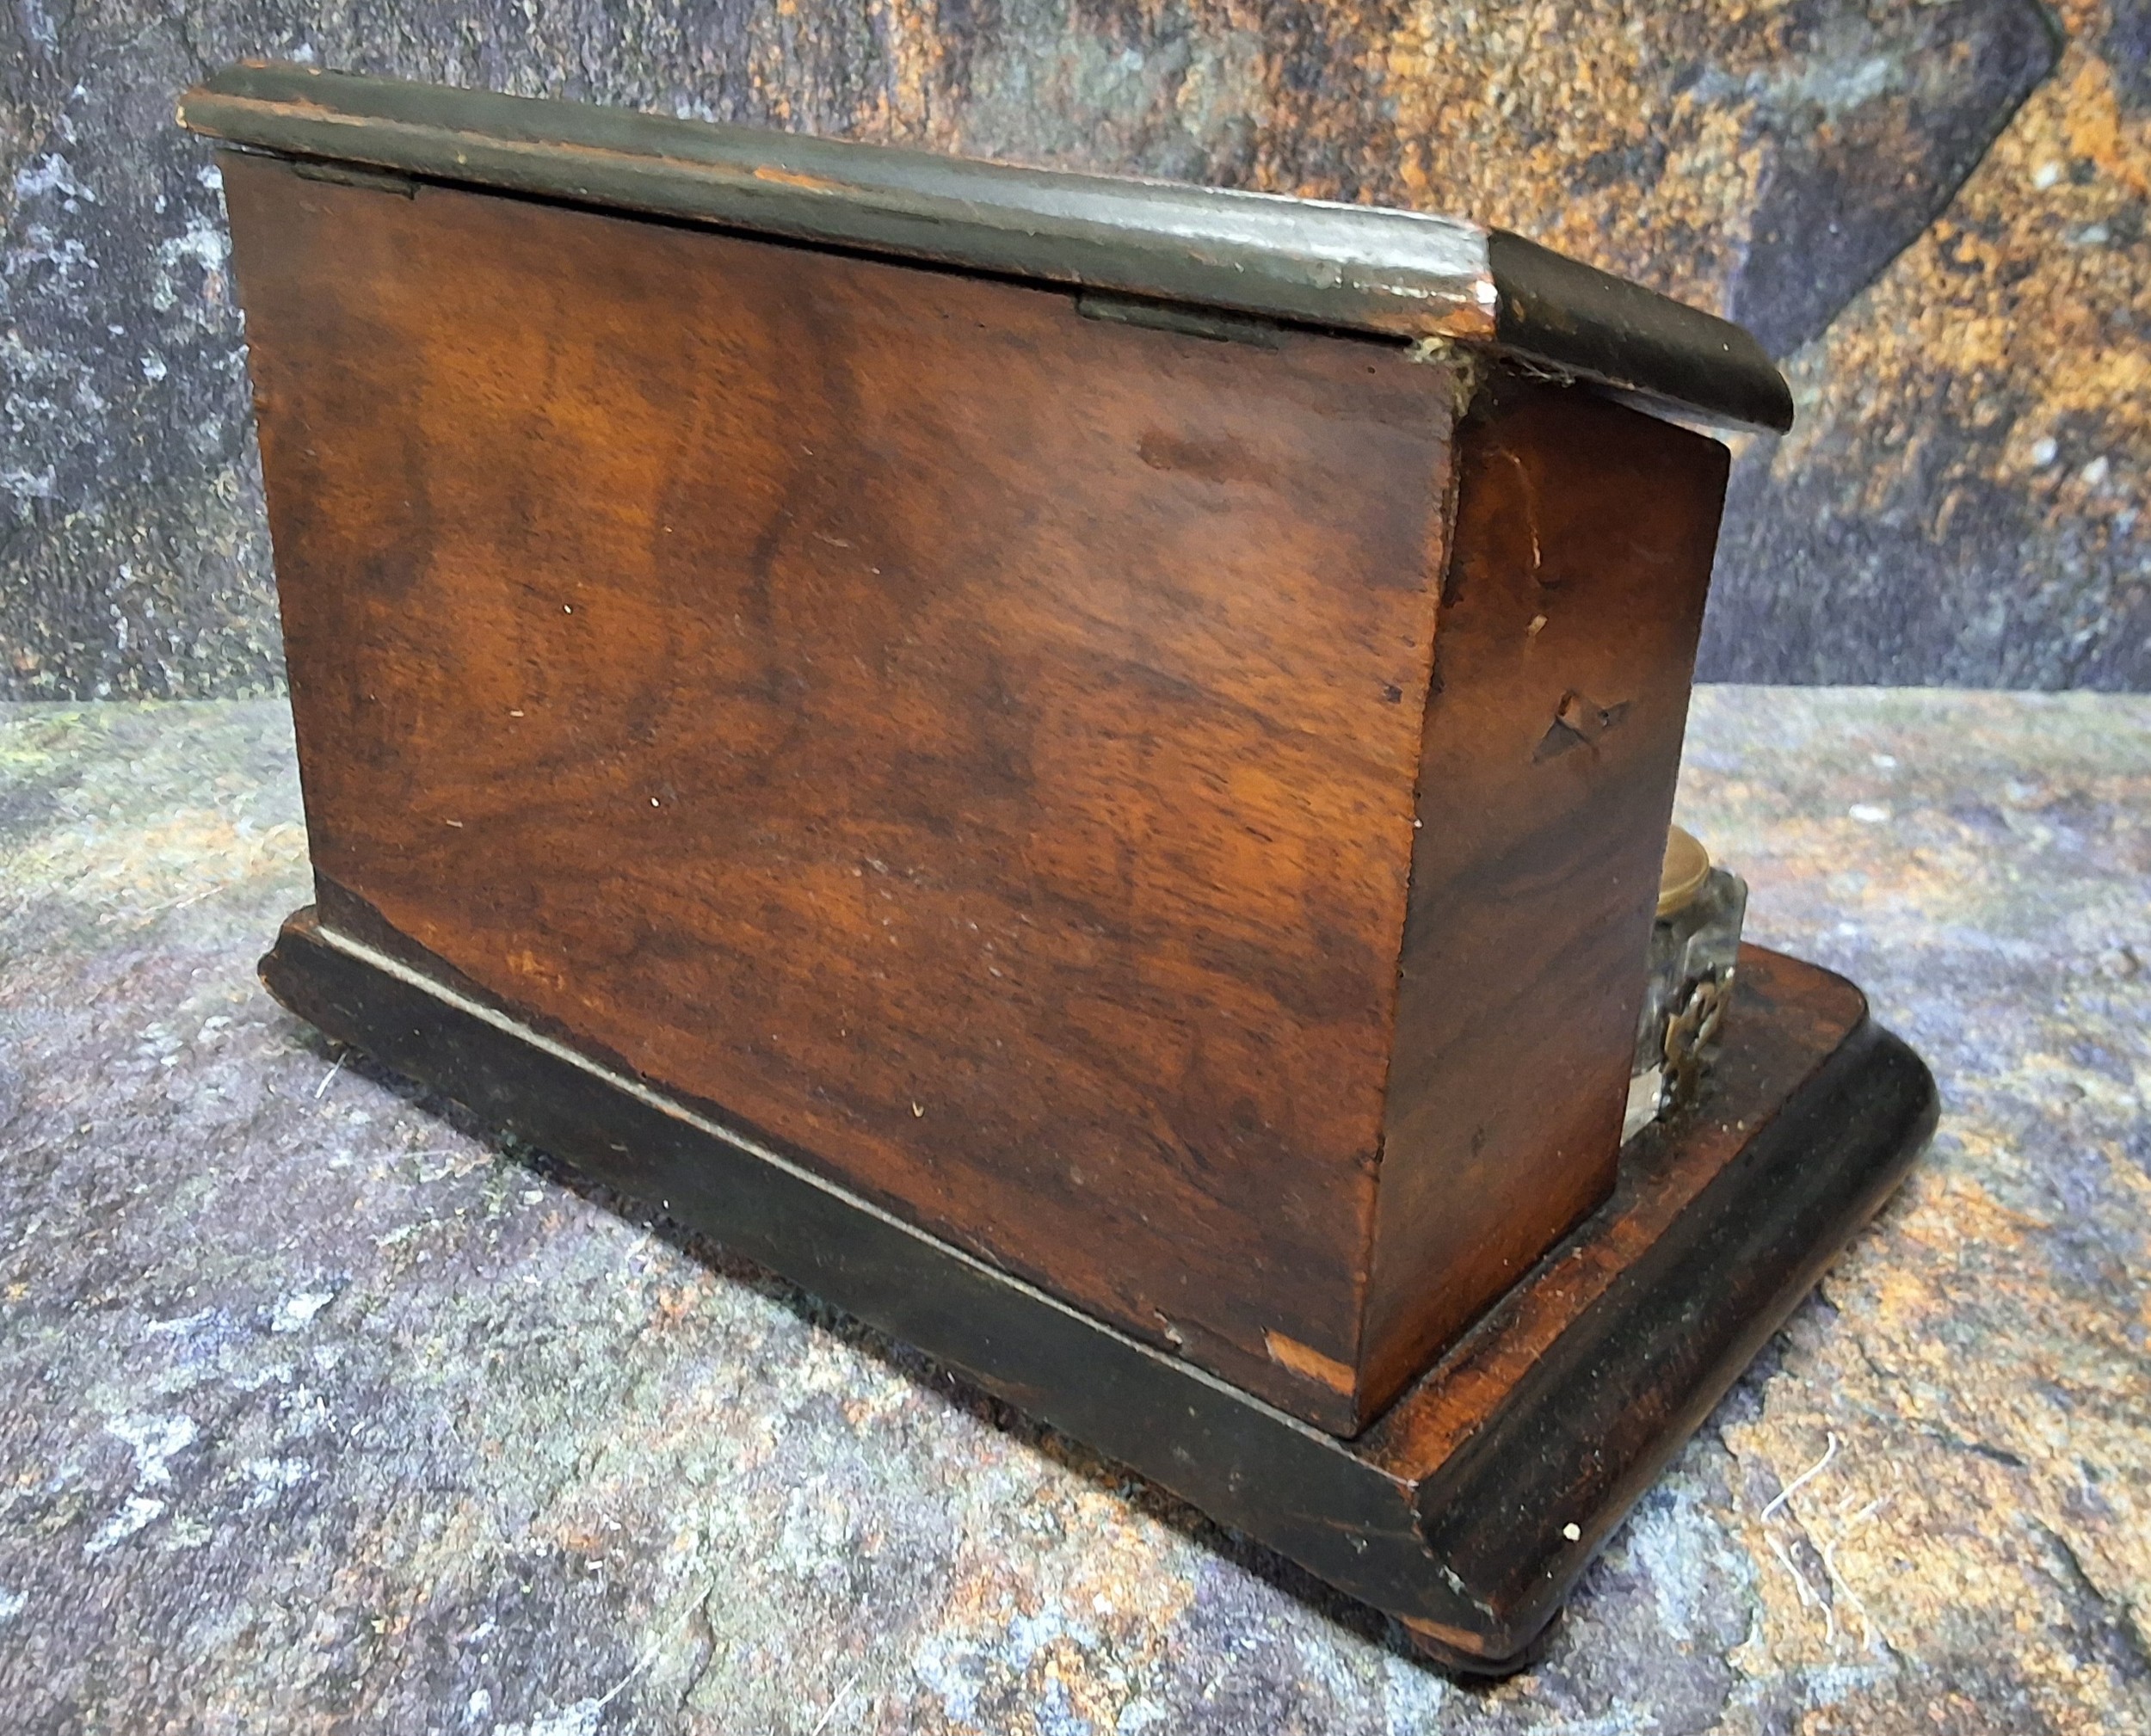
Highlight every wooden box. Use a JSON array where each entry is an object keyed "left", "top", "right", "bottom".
[{"left": 183, "top": 63, "right": 1932, "bottom": 1670}]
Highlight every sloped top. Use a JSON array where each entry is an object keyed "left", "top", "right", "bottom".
[{"left": 179, "top": 61, "right": 1792, "bottom": 433}]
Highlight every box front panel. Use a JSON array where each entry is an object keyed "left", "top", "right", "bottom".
[
  {"left": 222, "top": 155, "right": 1456, "bottom": 1427},
  {"left": 1365, "top": 383, "right": 1729, "bottom": 1408}
]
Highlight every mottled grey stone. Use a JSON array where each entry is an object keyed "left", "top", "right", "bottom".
[
  {"left": 2, "top": 688, "right": 2148, "bottom": 1732},
  {"left": 1724, "top": 0, "right": 2058, "bottom": 359},
  {"left": 2109, "top": 0, "right": 2151, "bottom": 112},
  {"left": 3, "top": 26, "right": 274, "bottom": 702},
  {"left": 4, "top": 0, "right": 2136, "bottom": 697}
]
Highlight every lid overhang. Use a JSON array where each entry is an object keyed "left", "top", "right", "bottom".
[{"left": 179, "top": 61, "right": 1793, "bottom": 434}]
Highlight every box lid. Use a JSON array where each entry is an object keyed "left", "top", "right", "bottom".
[{"left": 179, "top": 60, "right": 1792, "bottom": 434}]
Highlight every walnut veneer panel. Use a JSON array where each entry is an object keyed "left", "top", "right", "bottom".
[
  {"left": 222, "top": 154, "right": 1459, "bottom": 1428},
  {"left": 1362, "top": 385, "right": 1728, "bottom": 1406}
]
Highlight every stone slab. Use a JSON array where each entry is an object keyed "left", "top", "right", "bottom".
[{"left": 0, "top": 687, "right": 2147, "bottom": 1731}]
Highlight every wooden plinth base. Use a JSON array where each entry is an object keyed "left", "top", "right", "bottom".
[{"left": 261, "top": 910, "right": 1935, "bottom": 1676}]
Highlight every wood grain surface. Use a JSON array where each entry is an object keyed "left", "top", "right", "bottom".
[
  {"left": 224, "top": 152, "right": 1733, "bottom": 1431},
  {"left": 1365, "top": 945, "right": 1870, "bottom": 1477},
  {"left": 222, "top": 151, "right": 1461, "bottom": 1428},
  {"left": 1361, "top": 383, "right": 1729, "bottom": 1408}
]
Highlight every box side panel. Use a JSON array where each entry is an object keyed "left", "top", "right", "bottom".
[
  {"left": 219, "top": 154, "right": 1457, "bottom": 1429},
  {"left": 1362, "top": 381, "right": 1729, "bottom": 1415}
]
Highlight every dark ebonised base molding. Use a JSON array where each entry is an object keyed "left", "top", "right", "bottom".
[{"left": 262, "top": 910, "right": 1935, "bottom": 1675}]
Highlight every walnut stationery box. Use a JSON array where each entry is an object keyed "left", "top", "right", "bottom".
[{"left": 180, "top": 63, "right": 1937, "bottom": 1675}]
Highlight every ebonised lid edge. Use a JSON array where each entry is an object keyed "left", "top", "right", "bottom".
[{"left": 178, "top": 60, "right": 1793, "bottom": 434}]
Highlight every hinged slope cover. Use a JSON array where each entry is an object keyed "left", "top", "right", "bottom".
[{"left": 178, "top": 60, "right": 1791, "bottom": 433}]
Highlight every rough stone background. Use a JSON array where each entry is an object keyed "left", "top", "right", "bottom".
[
  {"left": 2, "top": 686, "right": 2147, "bottom": 1732},
  {"left": 0, "top": 0, "right": 2146, "bottom": 698}
]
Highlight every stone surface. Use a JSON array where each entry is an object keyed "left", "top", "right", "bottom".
[
  {"left": 1704, "top": 0, "right": 2151, "bottom": 688},
  {"left": 2, "top": 0, "right": 2145, "bottom": 696},
  {"left": 1, "top": 687, "right": 2147, "bottom": 1732}
]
